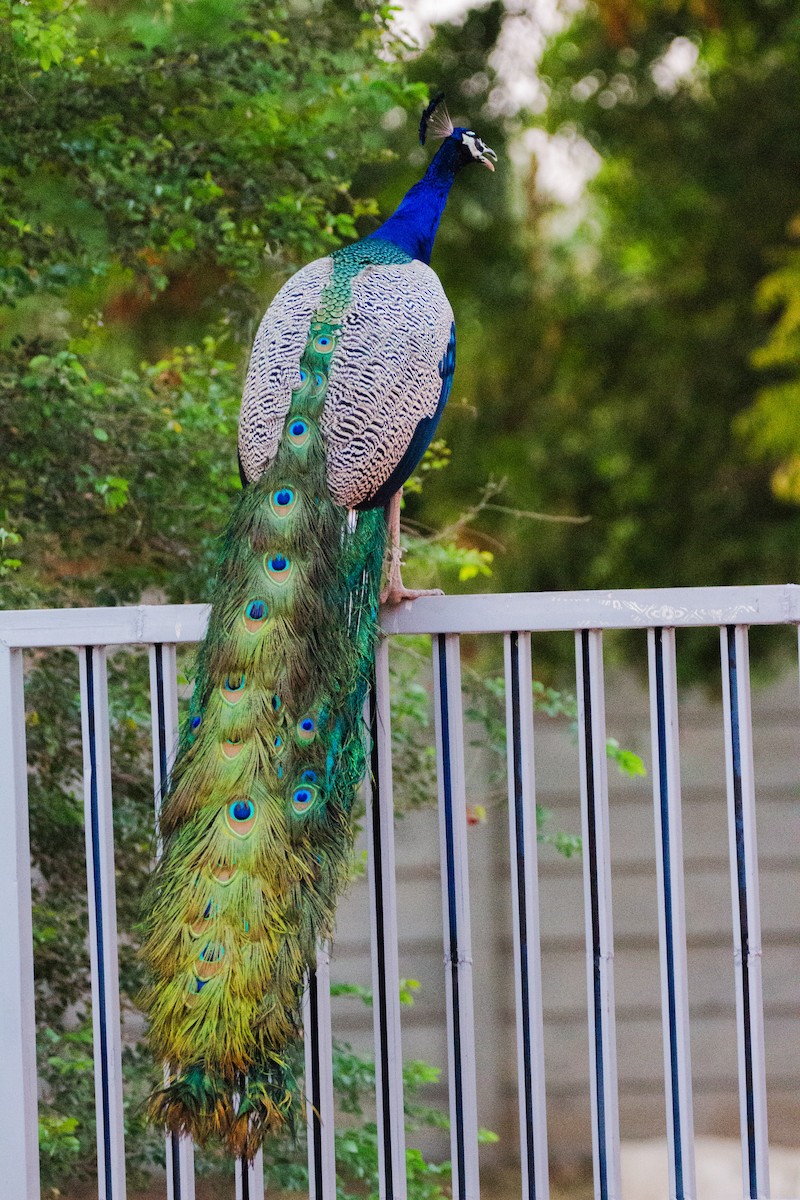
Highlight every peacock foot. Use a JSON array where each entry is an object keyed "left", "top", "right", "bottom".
[{"left": 380, "top": 583, "right": 444, "bottom": 606}]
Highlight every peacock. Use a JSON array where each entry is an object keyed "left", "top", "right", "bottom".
[{"left": 141, "top": 94, "right": 496, "bottom": 1158}]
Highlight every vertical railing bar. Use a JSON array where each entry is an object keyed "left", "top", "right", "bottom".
[
  {"left": 720, "top": 625, "right": 770, "bottom": 1199},
  {"left": 235, "top": 1151, "right": 265, "bottom": 1200},
  {"left": 147, "top": 644, "right": 196, "bottom": 1200},
  {"left": 366, "top": 637, "right": 408, "bottom": 1200},
  {"left": 503, "top": 632, "right": 550, "bottom": 1200},
  {"left": 432, "top": 633, "right": 480, "bottom": 1200},
  {"left": 79, "top": 645, "right": 127, "bottom": 1200},
  {"left": 575, "top": 629, "right": 621, "bottom": 1200},
  {"left": 647, "top": 628, "right": 697, "bottom": 1200},
  {"left": 303, "top": 948, "right": 337, "bottom": 1200},
  {"left": 0, "top": 645, "right": 41, "bottom": 1200}
]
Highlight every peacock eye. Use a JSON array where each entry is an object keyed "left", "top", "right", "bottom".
[
  {"left": 292, "top": 783, "right": 319, "bottom": 813},
  {"left": 243, "top": 598, "right": 269, "bottom": 632},
  {"left": 224, "top": 797, "right": 258, "bottom": 837},
  {"left": 191, "top": 715, "right": 202, "bottom": 730},
  {"left": 270, "top": 487, "right": 297, "bottom": 518},
  {"left": 221, "top": 673, "right": 246, "bottom": 705},
  {"left": 296, "top": 715, "right": 317, "bottom": 744},
  {"left": 199, "top": 943, "right": 225, "bottom": 963},
  {"left": 287, "top": 419, "right": 311, "bottom": 448},
  {"left": 265, "top": 552, "right": 293, "bottom": 584},
  {"left": 221, "top": 738, "right": 244, "bottom": 759},
  {"left": 211, "top": 860, "right": 237, "bottom": 885},
  {"left": 195, "top": 939, "right": 226, "bottom": 982}
]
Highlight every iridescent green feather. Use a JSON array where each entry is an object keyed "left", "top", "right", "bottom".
[{"left": 140, "top": 241, "right": 409, "bottom": 1158}]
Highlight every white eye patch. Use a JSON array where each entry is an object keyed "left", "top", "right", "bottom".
[{"left": 461, "top": 131, "right": 484, "bottom": 159}]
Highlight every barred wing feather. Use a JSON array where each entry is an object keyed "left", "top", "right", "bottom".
[{"left": 238, "top": 256, "right": 454, "bottom": 509}]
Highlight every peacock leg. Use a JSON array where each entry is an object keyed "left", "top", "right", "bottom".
[{"left": 380, "top": 488, "right": 444, "bottom": 606}]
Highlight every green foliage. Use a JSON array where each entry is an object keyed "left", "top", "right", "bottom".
[
  {"left": 2, "top": 0, "right": 424, "bottom": 312},
  {"left": 0, "top": 524, "right": 23, "bottom": 575},
  {"left": 605, "top": 736, "right": 647, "bottom": 779},
  {"left": 0, "top": 335, "right": 243, "bottom": 605},
  {"left": 329, "top": 1033, "right": 453, "bottom": 1200},
  {"left": 379, "top": 0, "right": 800, "bottom": 681},
  {"left": 738, "top": 218, "right": 800, "bottom": 504},
  {"left": 9, "top": 0, "right": 86, "bottom": 72},
  {"left": 38, "top": 1115, "right": 81, "bottom": 1170}
]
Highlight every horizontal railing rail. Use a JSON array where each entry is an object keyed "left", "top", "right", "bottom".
[
  {"left": 2, "top": 584, "right": 798, "bottom": 1200},
  {"left": 2, "top": 583, "right": 800, "bottom": 648}
]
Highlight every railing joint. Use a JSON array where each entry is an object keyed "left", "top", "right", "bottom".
[{"left": 443, "top": 952, "right": 474, "bottom": 967}]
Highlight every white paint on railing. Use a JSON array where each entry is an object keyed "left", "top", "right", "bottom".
[
  {"left": 433, "top": 634, "right": 481, "bottom": 1200},
  {"left": 235, "top": 1150, "right": 265, "bottom": 1200},
  {"left": 382, "top": 584, "right": 800, "bottom": 636},
  {"left": 1, "top": 587, "right": 798, "bottom": 1197},
  {"left": 503, "top": 632, "right": 550, "bottom": 1200},
  {"left": 78, "top": 646, "right": 127, "bottom": 1200},
  {"left": 0, "top": 645, "right": 41, "bottom": 1200},
  {"left": 148, "top": 643, "right": 196, "bottom": 1200},
  {"left": 3, "top": 583, "right": 800, "bottom": 648},
  {"left": 647, "top": 627, "right": 697, "bottom": 1200},
  {"left": 575, "top": 629, "right": 621, "bottom": 1200},
  {"left": 720, "top": 627, "right": 771, "bottom": 1199},
  {"left": 366, "top": 637, "right": 408, "bottom": 1200},
  {"left": 303, "top": 948, "right": 337, "bottom": 1200}
]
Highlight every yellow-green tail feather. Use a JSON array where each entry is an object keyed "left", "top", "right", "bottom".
[{"left": 141, "top": 308, "right": 387, "bottom": 1156}]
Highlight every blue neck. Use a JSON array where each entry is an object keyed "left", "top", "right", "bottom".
[{"left": 369, "top": 139, "right": 462, "bottom": 264}]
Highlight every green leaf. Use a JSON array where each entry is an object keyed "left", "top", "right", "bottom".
[{"left": 605, "top": 737, "right": 647, "bottom": 778}]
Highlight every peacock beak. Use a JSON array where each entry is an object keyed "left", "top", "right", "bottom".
[{"left": 479, "top": 146, "right": 498, "bottom": 171}]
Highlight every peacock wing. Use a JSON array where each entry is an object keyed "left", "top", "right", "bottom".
[
  {"left": 321, "top": 258, "right": 455, "bottom": 509},
  {"left": 238, "top": 256, "right": 332, "bottom": 486}
]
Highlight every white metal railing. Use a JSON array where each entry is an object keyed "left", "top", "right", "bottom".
[{"left": 3, "top": 584, "right": 800, "bottom": 1200}]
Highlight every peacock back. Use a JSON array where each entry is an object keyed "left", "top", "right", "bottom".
[{"left": 238, "top": 239, "right": 455, "bottom": 507}]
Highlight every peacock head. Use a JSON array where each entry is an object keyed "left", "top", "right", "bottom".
[{"left": 419, "top": 92, "right": 497, "bottom": 173}]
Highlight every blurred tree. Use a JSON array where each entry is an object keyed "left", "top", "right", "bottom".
[
  {"left": 383, "top": 1, "right": 800, "bottom": 622},
  {"left": 3, "top": 0, "right": 419, "bottom": 314},
  {"left": 1, "top": 0, "right": 425, "bottom": 605},
  {"left": 738, "top": 215, "right": 800, "bottom": 505},
  {"left": 531, "top": 0, "right": 800, "bottom": 595}
]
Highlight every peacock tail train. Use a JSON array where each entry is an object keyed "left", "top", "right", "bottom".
[{"left": 140, "top": 244, "right": 408, "bottom": 1157}]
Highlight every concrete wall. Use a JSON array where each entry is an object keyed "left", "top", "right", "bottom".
[{"left": 328, "top": 644, "right": 800, "bottom": 1174}]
